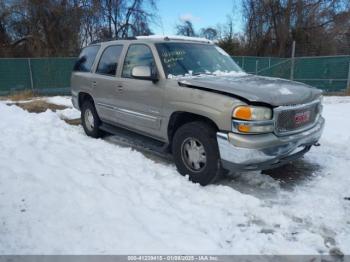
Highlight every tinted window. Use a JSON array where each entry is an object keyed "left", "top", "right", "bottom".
[
  {"left": 122, "top": 44, "right": 155, "bottom": 78},
  {"left": 74, "top": 45, "right": 100, "bottom": 72},
  {"left": 96, "top": 45, "right": 123, "bottom": 76}
]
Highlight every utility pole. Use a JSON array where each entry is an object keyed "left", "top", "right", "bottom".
[{"left": 290, "top": 41, "right": 296, "bottom": 80}]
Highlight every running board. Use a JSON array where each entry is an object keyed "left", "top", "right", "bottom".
[{"left": 100, "top": 123, "right": 172, "bottom": 160}]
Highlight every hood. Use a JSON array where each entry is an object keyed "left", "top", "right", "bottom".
[{"left": 178, "top": 74, "right": 322, "bottom": 106}]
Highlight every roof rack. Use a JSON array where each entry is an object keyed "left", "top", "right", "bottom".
[
  {"left": 88, "top": 36, "right": 212, "bottom": 45},
  {"left": 122, "top": 37, "right": 137, "bottom": 40},
  {"left": 89, "top": 40, "right": 103, "bottom": 45},
  {"left": 89, "top": 37, "right": 137, "bottom": 45},
  {"left": 136, "top": 35, "right": 213, "bottom": 44}
]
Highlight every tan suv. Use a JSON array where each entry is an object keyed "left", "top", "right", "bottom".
[{"left": 71, "top": 36, "right": 324, "bottom": 185}]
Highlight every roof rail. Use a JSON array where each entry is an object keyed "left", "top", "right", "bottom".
[
  {"left": 122, "top": 37, "right": 137, "bottom": 40},
  {"left": 89, "top": 35, "right": 212, "bottom": 45},
  {"left": 136, "top": 35, "right": 213, "bottom": 44},
  {"left": 89, "top": 37, "right": 137, "bottom": 45},
  {"left": 89, "top": 40, "right": 103, "bottom": 45}
]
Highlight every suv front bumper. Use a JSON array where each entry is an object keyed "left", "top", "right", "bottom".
[{"left": 217, "top": 117, "right": 325, "bottom": 171}]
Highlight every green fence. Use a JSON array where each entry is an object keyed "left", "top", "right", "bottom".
[
  {"left": 232, "top": 55, "right": 350, "bottom": 92},
  {"left": 0, "top": 55, "right": 349, "bottom": 95},
  {"left": 0, "top": 58, "right": 76, "bottom": 96}
]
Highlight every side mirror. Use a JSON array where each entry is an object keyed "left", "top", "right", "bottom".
[{"left": 131, "top": 66, "right": 158, "bottom": 82}]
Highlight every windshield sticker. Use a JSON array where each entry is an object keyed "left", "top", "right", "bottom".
[{"left": 160, "top": 50, "right": 186, "bottom": 64}]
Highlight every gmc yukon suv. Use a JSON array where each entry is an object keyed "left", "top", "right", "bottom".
[{"left": 71, "top": 36, "right": 325, "bottom": 185}]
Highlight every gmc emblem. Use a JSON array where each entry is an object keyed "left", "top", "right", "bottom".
[{"left": 295, "top": 111, "right": 311, "bottom": 125}]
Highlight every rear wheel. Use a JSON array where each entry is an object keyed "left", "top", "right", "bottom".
[
  {"left": 81, "top": 100, "right": 102, "bottom": 138},
  {"left": 172, "top": 121, "right": 223, "bottom": 186}
]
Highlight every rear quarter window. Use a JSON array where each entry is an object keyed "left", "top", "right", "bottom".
[{"left": 73, "top": 45, "right": 100, "bottom": 72}]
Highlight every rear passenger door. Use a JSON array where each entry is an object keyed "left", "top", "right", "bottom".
[
  {"left": 116, "top": 44, "right": 163, "bottom": 138},
  {"left": 92, "top": 45, "right": 124, "bottom": 123}
]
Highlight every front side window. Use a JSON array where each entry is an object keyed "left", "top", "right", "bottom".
[
  {"left": 155, "top": 43, "right": 243, "bottom": 77},
  {"left": 73, "top": 45, "right": 100, "bottom": 72},
  {"left": 122, "top": 44, "right": 156, "bottom": 78},
  {"left": 96, "top": 45, "right": 123, "bottom": 76}
]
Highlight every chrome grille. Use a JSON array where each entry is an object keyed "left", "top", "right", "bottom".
[{"left": 275, "top": 101, "right": 320, "bottom": 135}]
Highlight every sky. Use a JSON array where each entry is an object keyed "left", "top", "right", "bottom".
[{"left": 152, "top": 0, "right": 244, "bottom": 36}]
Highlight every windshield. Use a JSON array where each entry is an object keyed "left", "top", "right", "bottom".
[{"left": 155, "top": 42, "right": 243, "bottom": 78}]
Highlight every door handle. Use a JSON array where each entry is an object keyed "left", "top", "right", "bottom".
[{"left": 116, "top": 84, "right": 123, "bottom": 92}]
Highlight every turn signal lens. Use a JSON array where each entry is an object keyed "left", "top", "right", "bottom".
[
  {"left": 238, "top": 124, "right": 251, "bottom": 132},
  {"left": 233, "top": 107, "right": 252, "bottom": 120},
  {"left": 233, "top": 106, "right": 272, "bottom": 121}
]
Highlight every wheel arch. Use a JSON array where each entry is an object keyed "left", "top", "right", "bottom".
[
  {"left": 78, "top": 92, "right": 95, "bottom": 109},
  {"left": 167, "top": 111, "right": 219, "bottom": 147}
]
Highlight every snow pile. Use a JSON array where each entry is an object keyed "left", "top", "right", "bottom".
[
  {"left": 0, "top": 96, "right": 349, "bottom": 254},
  {"left": 44, "top": 96, "right": 73, "bottom": 108},
  {"left": 169, "top": 71, "right": 247, "bottom": 80},
  {"left": 56, "top": 107, "right": 80, "bottom": 120}
]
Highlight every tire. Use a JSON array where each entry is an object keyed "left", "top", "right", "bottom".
[
  {"left": 172, "top": 121, "right": 223, "bottom": 186},
  {"left": 81, "top": 99, "right": 102, "bottom": 138}
]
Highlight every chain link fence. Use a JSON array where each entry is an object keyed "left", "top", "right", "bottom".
[
  {"left": 232, "top": 55, "right": 350, "bottom": 92},
  {"left": 0, "top": 58, "right": 76, "bottom": 96},
  {"left": 0, "top": 56, "right": 349, "bottom": 95}
]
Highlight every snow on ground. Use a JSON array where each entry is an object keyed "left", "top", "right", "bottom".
[
  {"left": 56, "top": 107, "right": 80, "bottom": 120},
  {"left": 44, "top": 96, "right": 73, "bottom": 108},
  {"left": 0, "top": 96, "right": 349, "bottom": 255}
]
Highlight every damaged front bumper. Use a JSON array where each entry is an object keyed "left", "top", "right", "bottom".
[{"left": 217, "top": 117, "right": 325, "bottom": 171}]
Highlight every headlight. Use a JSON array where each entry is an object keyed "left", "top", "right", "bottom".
[
  {"left": 233, "top": 106, "right": 272, "bottom": 121},
  {"left": 232, "top": 105, "right": 274, "bottom": 134}
]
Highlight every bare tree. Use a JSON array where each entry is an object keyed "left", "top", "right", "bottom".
[
  {"left": 0, "top": 0, "right": 158, "bottom": 57},
  {"left": 99, "top": 0, "right": 156, "bottom": 39},
  {"left": 79, "top": 0, "right": 104, "bottom": 46},
  {"left": 243, "top": 0, "right": 350, "bottom": 57},
  {"left": 175, "top": 20, "right": 196, "bottom": 37},
  {"left": 0, "top": 0, "right": 82, "bottom": 56},
  {"left": 0, "top": 0, "right": 11, "bottom": 50},
  {"left": 200, "top": 27, "right": 218, "bottom": 40},
  {"left": 212, "top": 14, "right": 247, "bottom": 55}
]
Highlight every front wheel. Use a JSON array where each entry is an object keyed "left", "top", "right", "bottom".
[{"left": 172, "top": 121, "right": 224, "bottom": 186}]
